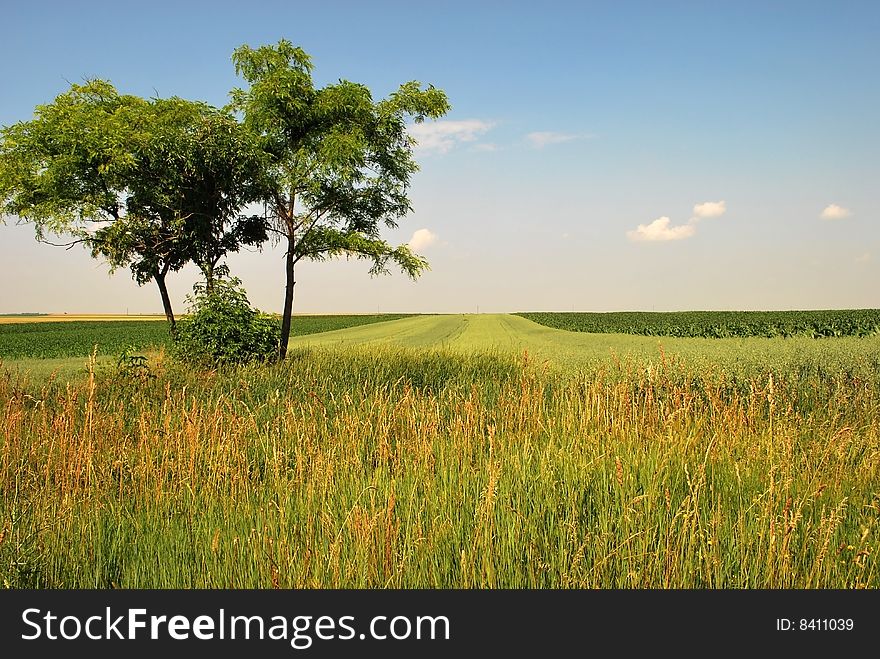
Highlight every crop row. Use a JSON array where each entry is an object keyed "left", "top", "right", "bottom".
[{"left": 517, "top": 309, "right": 880, "bottom": 338}]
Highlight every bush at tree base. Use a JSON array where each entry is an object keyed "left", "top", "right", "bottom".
[{"left": 172, "top": 278, "right": 279, "bottom": 365}]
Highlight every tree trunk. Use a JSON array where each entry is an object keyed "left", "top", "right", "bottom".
[
  {"left": 279, "top": 231, "right": 296, "bottom": 359},
  {"left": 154, "top": 270, "right": 176, "bottom": 331},
  {"left": 202, "top": 262, "right": 215, "bottom": 294}
]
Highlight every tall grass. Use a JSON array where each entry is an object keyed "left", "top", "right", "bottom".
[{"left": 1, "top": 346, "right": 878, "bottom": 588}]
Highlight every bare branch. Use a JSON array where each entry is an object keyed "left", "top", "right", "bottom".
[
  {"left": 293, "top": 208, "right": 330, "bottom": 255},
  {"left": 38, "top": 237, "right": 95, "bottom": 251}
]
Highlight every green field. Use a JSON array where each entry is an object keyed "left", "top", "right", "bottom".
[
  {"left": 2, "top": 314, "right": 879, "bottom": 588},
  {"left": 518, "top": 309, "right": 880, "bottom": 338},
  {"left": 290, "top": 313, "right": 880, "bottom": 380},
  {"left": 0, "top": 315, "right": 409, "bottom": 360}
]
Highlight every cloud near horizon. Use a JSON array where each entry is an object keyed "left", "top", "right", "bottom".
[
  {"left": 408, "top": 228, "right": 438, "bottom": 251},
  {"left": 691, "top": 200, "right": 726, "bottom": 221},
  {"left": 628, "top": 200, "right": 727, "bottom": 242},
  {"left": 408, "top": 119, "right": 493, "bottom": 155},
  {"left": 820, "top": 204, "right": 852, "bottom": 221},
  {"left": 627, "top": 217, "right": 696, "bottom": 242}
]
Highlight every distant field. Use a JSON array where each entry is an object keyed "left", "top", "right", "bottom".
[
  {"left": 0, "top": 315, "right": 409, "bottom": 359},
  {"left": 517, "top": 309, "right": 880, "bottom": 338},
  {"left": 0, "top": 321, "right": 170, "bottom": 360},
  {"left": 0, "top": 314, "right": 166, "bottom": 324},
  {"left": 289, "top": 314, "right": 880, "bottom": 378}
]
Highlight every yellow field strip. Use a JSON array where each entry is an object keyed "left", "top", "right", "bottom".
[{"left": 0, "top": 314, "right": 168, "bottom": 324}]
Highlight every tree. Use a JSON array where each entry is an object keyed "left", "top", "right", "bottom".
[
  {"left": 88, "top": 212, "right": 189, "bottom": 328},
  {"left": 133, "top": 97, "right": 267, "bottom": 293},
  {"left": 230, "top": 40, "right": 450, "bottom": 358},
  {"left": 0, "top": 81, "right": 266, "bottom": 327}
]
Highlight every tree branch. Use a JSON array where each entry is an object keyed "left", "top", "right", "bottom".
[{"left": 38, "top": 237, "right": 96, "bottom": 251}]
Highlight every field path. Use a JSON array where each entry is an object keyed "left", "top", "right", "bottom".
[
  {"left": 287, "top": 313, "right": 880, "bottom": 373},
  {"left": 289, "top": 314, "right": 542, "bottom": 349},
  {"left": 288, "top": 314, "right": 655, "bottom": 368}
]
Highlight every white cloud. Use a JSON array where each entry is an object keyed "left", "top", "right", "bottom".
[
  {"left": 471, "top": 143, "right": 498, "bottom": 152},
  {"left": 820, "top": 204, "right": 852, "bottom": 221},
  {"left": 628, "top": 199, "right": 728, "bottom": 243},
  {"left": 691, "top": 200, "right": 726, "bottom": 221},
  {"left": 627, "top": 217, "right": 696, "bottom": 242},
  {"left": 526, "top": 131, "right": 584, "bottom": 149},
  {"left": 407, "top": 119, "right": 493, "bottom": 155},
  {"left": 855, "top": 252, "right": 871, "bottom": 264},
  {"left": 408, "top": 228, "right": 438, "bottom": 251}
]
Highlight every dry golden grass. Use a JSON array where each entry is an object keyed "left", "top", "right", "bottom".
[{"left": 1, "top": 345, "right": 878, "bottom": 588}]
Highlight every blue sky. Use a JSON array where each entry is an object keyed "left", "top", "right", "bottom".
[{"left": 1, "top": 1, "right": 878, "bottom": 313}]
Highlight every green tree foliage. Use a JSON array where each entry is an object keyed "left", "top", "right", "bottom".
[
  {"left": 122, "top": 97, "right": 267, "bottom": 291},
  {"left": 230, "top": 40, "right": 450, "bottom": 358},
  {"left": 0, "top": 82, "right": 266, "bottom": 328},
  {"left": 172, "top": 278, "right": 279, "bottom": 365},
  {"left": 0, "top": 80, "right": 144, "bottom": 233}
]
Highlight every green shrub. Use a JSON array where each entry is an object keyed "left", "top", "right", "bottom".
[{"left": 172, "top": 278, "right": 279, "bottom": 365}]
